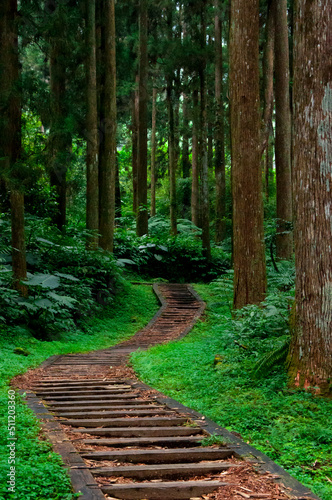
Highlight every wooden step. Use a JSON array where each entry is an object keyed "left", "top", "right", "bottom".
[
  {"left": 35, "top": 388, "right": 133, "bottom": 396},
  {"left": 101, "top": 480, "right": 224, "bottom": 499},
  {"left": 55, "top": 409, "right": 172, "bottom": 418},
  {"left": 49, "top": 404, "right": 163, "bottom": 412},
  {"left": 33, "top": 384, "right": 131, "bottom": 391},
  {"left": 72, "top": 426, "right": 202, "bottom": 437},
  {"left": 46, "top": 399, "right": 150, "bottom": 407},
  {"left": 91, "top": 461, "right": 237, "bottom": 479},
  {"left": 82, "top": 436, "right": 204, "bottom": 447},
  {"left": 81, "top": 447, "right": 233, "bottom": 463},
  {"left": 63, "top": 417, "right": 188, "bottom": 428},
  {"left": 42, "top": 393, "right": 138, "bottom": 401}
]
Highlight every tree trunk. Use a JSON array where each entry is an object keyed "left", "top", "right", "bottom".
[
  {"left": 191, "top": 88, "right": 199, "bottom": 226},
  {"left": 230, "top": 0, "right": 267, "bottom": 309},
  {"left": 214, "top": 0, "right": 226, "bottom": 242},
  {"left": 181, "top": 90, "right": 190, "bottom": 178},
  {"left": 199, "top": 1, "right": 210, "bottom": 259},
  {"left": 261, "top": 0, "right": 275, "bottom": 155},
  {"left": 275, "top": 0, "right": 293, "bottom": 259},
  {"left": 136, "top": 0, "right": 148, "bottom": 236},
  {"left": 288, "top": 0, "right": 332, "bottom": 395},
  {"left": 99, "top": 0, "right": 116, "bottom": 251},
  {"left": 167, "top": 76, "right": 177, "bottom": 236},
  {"left": 132, "top": 74, "right": 139, "bottom": 215},
  {"left": 85, "top": 0, "right": 99, "bottom": 249},
  {"left": 150, "top": 86, "right": 157, "bottom": 217},
  {"left": 115, "top": 155, "right": 121, "bottom": 218},
  {"left": 48, "top": 1, "right": 70, "bottom": 231},
  {"left": 0, "top": 0, "right": 27, "bottom": 296}
]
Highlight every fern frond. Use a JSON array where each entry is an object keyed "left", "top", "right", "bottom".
[{"left": 253, "top": 337, "right": 290, "bottom": 379}]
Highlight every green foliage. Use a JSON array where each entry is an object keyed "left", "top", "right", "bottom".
[
  {"left": 114, "top": 216, "right": 231, "bottom": 282},
  {"left": 131, "top": 281, "right": 332, "bottom": 500}
]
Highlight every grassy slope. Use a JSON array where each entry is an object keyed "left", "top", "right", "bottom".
[
  {"left": 131, "top": 284, "right": 332, "bottom": 500},
  {"left": 0, "top": 283, "right": 159, "bottom": 500}
]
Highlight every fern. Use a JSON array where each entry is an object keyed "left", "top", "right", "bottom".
[{"left": 253, "top": 337, "right": 290, "bottom": 379}]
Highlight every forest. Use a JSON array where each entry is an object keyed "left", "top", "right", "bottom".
[{"left": 0, "top": 0, "right": 331, "bottom": 499}]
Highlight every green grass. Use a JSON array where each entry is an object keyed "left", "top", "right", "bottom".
[
  {"left": 131, "top": 284, "right": 332, "bottom": 500},
  {"left": 0, "top": 283, "right": 159, "bottom": 500}
]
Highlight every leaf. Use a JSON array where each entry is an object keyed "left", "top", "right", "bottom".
[
  {"left": 36, "top": 237, "right": 59, "bottom": 246},
  {"left": 157, "top": 245, "right": 168, "bottom": 252},
  {"left": 35, "top": 298, "right": 53, "bottom": 308},
  {"left": 54, "top": 272, "right": 80, "bottom": 282},
  {"left": 47, "top": 292, "right": 77, "bottom": 308},
  {"left": 24, "top": 274, "right": 60, "bottom": 289},
  {"left": 154, "top": 254, "right": 163, "bottom": 261},
  {"left": 26, "top": 253, "right": 40, "bottom": 266},
  {"left": 116, "top": 259, "right": 135, "bottom": 267}
]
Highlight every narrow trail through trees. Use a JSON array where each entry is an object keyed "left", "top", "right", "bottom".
[{"left": 16, "top": 285, "right": 318, "bottom": 500}]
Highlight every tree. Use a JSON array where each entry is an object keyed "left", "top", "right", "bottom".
[
  {"left": 85, "top": 0, "right": 99, "bottom": 248},
  {"left": 136, "top": 0, "right": 148, "bottom": 236},
  {"left": 0, "top": 0, "right": 27, "bottom": 296},
  {"left": 214, "top": 0, "right": 226, "bottom": 243},
  {"left": 288, "top": 0, "right": 332, "bottom": 394},
  {"left": 274, "top": 0, "right": 293, "bottom": 259},
  {"left": 99, "top": 0, "right": 117, "bottom": 251},
  {"left": 191, "top": 87, "right": 199, "bottom": 226},
  {"left": 230, "top": 0, "right": 267, "bottom": 309},
  {"left": 150, "top": 86, "right": 157, "bottom": 217}
]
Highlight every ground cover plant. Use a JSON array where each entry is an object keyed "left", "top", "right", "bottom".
[
  {"left": 0, "top": 284, "right": 159, "bottom": 500},
  {"left": 131, "top": 269, "right": 332, "bottom": 500}
]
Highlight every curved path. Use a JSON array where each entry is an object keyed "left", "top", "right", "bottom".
[{"left": 19, "top": 284, "right": 318, "bottom": 500}]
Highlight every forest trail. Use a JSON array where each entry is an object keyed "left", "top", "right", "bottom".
[{"left": 17, "top": 285, "right": 318, "bottom": 500}]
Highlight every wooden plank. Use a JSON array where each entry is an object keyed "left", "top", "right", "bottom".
[
  {"left": 82, "top": 436, "right": 203, "bottom": 447},
  {"left": 49, "top": 405, "right": 164, "bottom": 412},
  {"left": 72, "top": 426, "right": 202, "bottom": 437},
  {"left": 64, "top": 416, "right": 188, "bottom": 428},
  {"left": 81, "top": 447, "right": 233, "bottom": 463},
  {"left": 46, "top": 399, "right": 150, "bottom": 407},
  {"left": 101, "top": 480, "right": 224, "bottom": 499},
  {"left": 56, "top": 409, "right": 172, "bottom": 418},
  {"left": 42, "top": 393, "right": 138, "bottom": 400},
  {"left": 35, "top": 388, "right": 133, "bottom": 396},
  {"left": 91, "top": 462, "right": 237, "bottom": 479}
]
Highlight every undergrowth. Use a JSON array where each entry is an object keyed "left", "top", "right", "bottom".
[
  {"left": 131, "top": 270, "right": 332, "bottom": 500},
  {"left": 0, "top": 284, "right": 159, "bottom": 500}
]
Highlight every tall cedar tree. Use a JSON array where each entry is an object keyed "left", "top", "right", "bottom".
[
  {"left": 48, "top": 1, "right": 71, "bottom": 230},
  {"left": 191, "top": 87, "right": 199, "bottom": 226},
  {"left": 99, "top": 0, "right": 117, "bottom": 251},
  {"left": 274, "top": 0, "right": 293, "bottom": 259},
  {"left": 214, "top": 0, "right": 226, "bottom": 242},
  {"left": 85, "top": 0, "right": 99, "bottom": 248},
  {"left": 136, "top": 0, "right": 148, "bottom": 236},
  {"left": 288, "top": 0, "right": 332, "bottom": 394},
  {"left": 150, "top": 86, "right": 157, "bottom": 217},
  {"left": 230, "top": 0, "right": 267, "bottom": 309},
  {"left": 132, "top": 74, "right": 139, "bottom": 215},
  {"left": 0, "top": 0, "right": 27, "bottom": 296},
  {"left": 199, "top": 0, "right": 210, "bottom": 258}
]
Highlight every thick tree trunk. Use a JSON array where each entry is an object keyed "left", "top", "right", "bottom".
[
  {"left": 191, "top": 88, "right": 199, "bottom": 226},
  {"left": 167, "top": 77, "right": 177, "bottom": 236},
  {"left": 99, "top": 0, "right": 116, "bottom": 251},
  {"left": 214, "top": 0, "right": 226, "bottom": 243},
  {"left": 261, "top": 0, "right": 275, "bottom": 155},
  {"left": 274, "top": 0, "right": 293, "bottom": 260},
  {"left": 48, "top": 1, "right": 70, "bottom": 231},
  {"left": 230, "top": 0, "right": 267, "bottom": 309},
  {"left": 288, "top": 0, "right": 332, "bottom": 395},
  {"left": 150, "top": 87, "right": 157, "bottom": 217},
  {"left": 132, "top": 74, "right": 139, "bottom": 215},
  {"left": 136, "top": 0, "right": 148, "bottom": 236},
  {"left": 0, "top": 0, "right": 27, "bottom": 296},
  {"left": 85, "top": 0, "right": 99, "bottom": 248}
]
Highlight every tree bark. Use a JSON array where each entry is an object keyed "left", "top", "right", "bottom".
[
  {"left": 230, "top": 0, "right": 267, "bottom": 309},
  {"left": 181, "top": 90, "right": 190, "bottom": 178},
  {"left": 261, "top": 0, "right": 275, "bottom": 155},
  {"left": 214, "top": 0, "right": 226, "bottom": 243},
  {"left": 48, "top": 1, "right": 70, "bottom": 231},
  {"left": 132, "top": 74, "right": 139, "bottom": 215},
  {"left": 99, "top": 0, "right": 116, "bottom": 251},
  {"left": 136, "top": 0, "right": 149, "bottom": 236},
  {"left": 150, "top": 86, "right": 157, "bottom": 217},
  {"left": 275, "top": 0, "right": 293, "bottom": 259},
  {"left": 85, "top": 0, "right": 99, "bottom": 249},
  {"left": 167, "top": 76, "right": 177, "bottom": 236},
  {"left": 0, "top": 0, "right": 27, "bottom": 296},
  {"left": 191, "top": 88, "right": 199, "bottom": 226},
  {"left": 288, "top": 0, "right": 332, "bottom": 395},
  {"left": 199, "top": 0, "right": 210, "bottom": 259}
]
